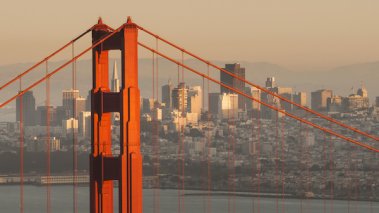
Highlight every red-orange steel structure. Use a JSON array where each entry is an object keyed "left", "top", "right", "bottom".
[
  {"left": 90, "top": 17, "right": 142, "bottom": 213},
  {"left": 2, "top": 17, "right": 379, "bottom": 213}
]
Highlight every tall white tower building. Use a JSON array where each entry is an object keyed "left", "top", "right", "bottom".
[
  {"left": 111, "top": 60, "right": 120, "bottom": 93},
  {"left": 112, "top": 61, "right": 120, "bottom": 124}
]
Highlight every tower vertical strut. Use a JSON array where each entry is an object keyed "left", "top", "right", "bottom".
[{"left": 90, "top": 17, "right": 142, "bottom": 213}]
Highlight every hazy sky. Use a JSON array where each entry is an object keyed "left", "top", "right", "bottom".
[{"left": 1, "top": 0, "right": 379, "bottom": 71}]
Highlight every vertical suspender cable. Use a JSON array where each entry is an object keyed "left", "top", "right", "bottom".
[
  {"left": 305, "top": 122, "right": 310, "bottom": 213},
  {"left": 181, "top": 51, "right": 184, "bottom": 83},
  {"left": 156, "top": 39, "right": 159, "bottom": 103},
  {"left": 206, "top": 64, "right": 212, "bottom": 213},
  {"left": 329, "top": 125, "right": 334, "bottom": 213},
  {"left": 280, "top": 113, "right": 285, "bottom": 213},
  {"left": 348, "top": 146, "right": 352, "bottom": 213},
  {"left": 227, "top": 97, "right": 231, "bottom": 213},
  {"left": 257, "top": 100, "right": 261, "bottom": 213},
  {"left": 230, "top": 93, "right": 236, "bottom": 213},
  {"left": 177, "top": 63, "right": 182, "bottom": 213},
  {"left": 233, "top": 97, "right": 236, "bottom": 213},
  {"left": 275, "top": 102, "right": 279, "bottom": 213},
  {"left": 181, "top": 64, "right": 185, "bottom": 213},
  {"left": 72, "top": 43, "right": 78, "bottom": 213},
  {"left": 156, "top": 43, "right": 161, "bottom": 213},
  {"left": 19, "top": 78, "right": 24, "bottom": 213},
  {"left": 202, "top": 75, "right": 207, "bottom": 213},
  {"left": 251, "top": 97, "right": 255, "bottom": 213},
  {"left": 351, "top": 147, "right": 360, "bottom": 213},
  {"left": 323, "top": 132, "right": 327, "bottom": 213},
  {"left": 298, "top": 121, "right": 304, "bottom": 213},
  {"left": 152, "top": 50, "right": 156, "bottom": 213},
  {"left": 46, "top": 61, "right": 51, "bottom": 213}
]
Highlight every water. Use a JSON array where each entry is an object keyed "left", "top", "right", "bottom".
[{"left": 0, "top": 185, "right": 378, "bottom": 213}]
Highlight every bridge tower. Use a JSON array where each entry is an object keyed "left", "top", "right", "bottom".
[{"left": 90, "top": 17, "right": 142, "bottom": 213}]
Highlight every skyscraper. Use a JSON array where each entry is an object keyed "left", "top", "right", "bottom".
[
  {"left": 172, "top": 82, "right": 188, "bottom": 114},
  {"left": 78, "top": 111, "right": 91, "bottom": 138},
  {"left": 16, "top": 91, "right": 36, "bottom": 126},
  {"left": 311, "top": 89, "right": 333, "bottom": 112},
  {"left": 293, "top": 92, "right": 307, "bottom": 107},
  {"left": 209, "top": 93, "right": 220, "bottom": 116},
  {"left": 272, "top": 87, "right": 293, "bottom": 112},
  {"left": 111, "top": 61, "right": 120, "bottom": 93},
  {"left": 62, "top": 89, "right": 80, "bottom": 119},
  {"left": 245, "top": 86, "right": 261, "bottom": 111},
  {"left": 220, "top": 63, "right": 246, "bottom": 109},
  {"left": 111, "top": 61, "right": 120, "bottom": 123},
  {"left": 187, "top": 86, "right": 202, "bottom": 117},
  {"left": 75, "top": 97, "right": 86, "bottom": 118},
  {"left": 161, "top": 79, "right": 173, "bottom": 109},
  {"left": 265, "top": 77, "right": 276, "bottom": 88},
  {"left": 219, "top": 93, "right": 238, "bottom": 119},
  {"left": 36, "top": 106, "right": 56, "bottom": 126}
]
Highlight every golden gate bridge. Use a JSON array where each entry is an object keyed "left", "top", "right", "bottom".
[{"left": 0, "top": 17, "right": 378, "bottom": 213}]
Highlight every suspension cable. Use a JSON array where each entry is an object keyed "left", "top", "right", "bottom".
[
  {"left": 136, "top": 25, "right": 379, "bottom": 142},
  {"left": 0, "top": 25, "right": 124, "bottom": 110},
  {"left": 0, "top": 28, "right": 92, "bottom": 91},
  {"left": 138, "top": 42, "right": 379, "bottom": 153}
]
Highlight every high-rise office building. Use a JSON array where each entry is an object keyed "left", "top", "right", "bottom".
[
  {"left": 36, "top": 106, "right": 56, "bottom": 126},
  {"left": 142, "top": 98, "right": 155, "bottom": 114},
  {"left": 220, "top": 63, "right": 246, "bottom": 109},
  {"left": 172, "top": 82, "right": 188, "bottom": 114},
  {"left": 219, "top": 93, "right": 239, "bottom": 119},
  {"left": 78, "top": 111, "right": 91, "bottom": 138},
  {"left": 209, "top": 93, "right": 220, "bottom": 116},
  {"left": 62, "top": 118, "right": 78, "bottom": 136},
  {"left": 311, "top": 89, "right": 333, "bottom": 112},
  {"left": 272, "top": 87, "right": 293, "bottom": 112},
  {"left": 55, "top": 106, "right": 66, "bottom": 127},
  {"left": 245, "top": 86, "right": 261, "bottom": 111},
  {"left": 327, "top": 95, "right": 343, "bottom": 112},
  {"left": 162, "top": 79, "right": 173, "bottom": 109},
  {"left": 376, "top": 97, "right": 379, "bottom": 107},
  {"left": 16, "top": 91, "right": 36, "bottom": 126},
  {"left": 85, "top": 90, "right": 91, "bottom": 111},
  {"left": 265, "top": 77, "right": 276, "bottom": 88},
  {"left": 187, "top": 86, "right": 202, "bottom": 117},
  {"left": 75, "top": 97, "right": 86, "bottom": 118},
  {"left": 293, "top": 92, "right": 307, "bottom": 107},
  {"left": 62, "top": 89, "right": 80, "bottom": 118}
]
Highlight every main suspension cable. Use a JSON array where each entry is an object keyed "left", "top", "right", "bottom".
[
  {"left": 136, "top": 25, "right": 379, "bottom": 142},
  {"left": 138, "top": 42, "right": 379, "bottom": 153},
  {"left": 0, "top": 27, "right": 92, "bottom": 91},
  {"left": 0, "top": 25, "right": 124, "bottom": 110}
]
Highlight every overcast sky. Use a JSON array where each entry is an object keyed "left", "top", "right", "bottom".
[{"left": 1, "top": 0, "right": 379, "bottom": 71}]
